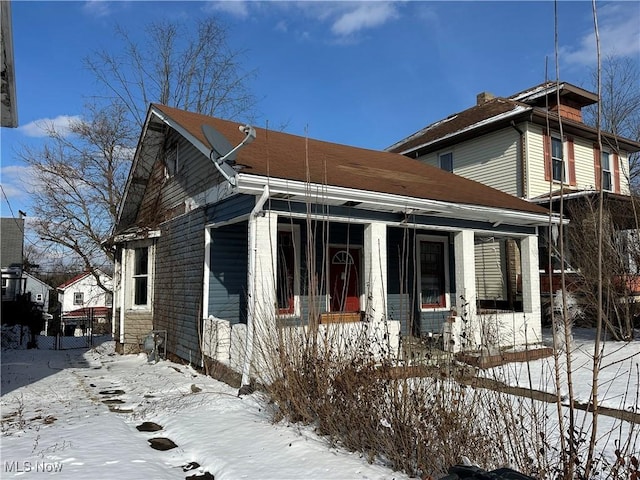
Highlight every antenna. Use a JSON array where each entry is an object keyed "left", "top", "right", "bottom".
[{"left": 201, "top": 123, "right": 256, "bottom": 186}]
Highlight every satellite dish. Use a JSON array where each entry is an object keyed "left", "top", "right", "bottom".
[
  {"left": 202, "top": 124, "right": 237, "bottom": 162},
  {"left": 200, "top": 122, "right": 256, "bottom": 187}
]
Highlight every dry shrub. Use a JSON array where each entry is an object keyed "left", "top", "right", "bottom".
[{"left": 261, "top": 323, "right": 521, "bottom": 478}]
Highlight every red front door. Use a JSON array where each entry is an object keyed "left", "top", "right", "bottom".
[{"left": 329, "top": 247, "right": 361, "bottom": 312}]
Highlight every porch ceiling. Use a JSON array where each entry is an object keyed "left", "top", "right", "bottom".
[{"left": 239, "top": 175, "right": 552, "bottom": 229}]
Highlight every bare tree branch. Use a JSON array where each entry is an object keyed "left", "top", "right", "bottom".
[
  {"left": 83, "top": 18, "right": 257, "bottom": 130},
  {"left": 583, "top": 55, "right": 640, "bottom": 192},
  {"left": 19, "top": 102, "right": 135, "bottom": 291}
]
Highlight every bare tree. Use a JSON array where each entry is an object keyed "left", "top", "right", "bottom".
[
  {"left": 84, "top": 18, "right": 257, "bottom": 129},
  {"left": 22, "top": 17, "right": 256, "bottom": 289},
  {"left": 19, "top": 102, "right": 134, "bottom": 290},
  {"left": 583, "top": 55, "right": 640, "bottom": 191}
]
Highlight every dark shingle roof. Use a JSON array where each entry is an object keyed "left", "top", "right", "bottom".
[
  {"left": 153, "top": 104, "right": 549, "bottom": 216},
  {"left": 387, "top": 82, "right": 640, "bottom": 156},
  {"left": 386, "top": 98, "right": 530, "bottom": 154}
]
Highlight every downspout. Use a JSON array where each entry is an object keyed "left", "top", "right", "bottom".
[
  {"left": 119, "top": 247, "right": 126, "bottom": 346},
  {"left": 240, "top": 184, "right": 270, "bottom": 391},
  {"left": 511, "top": 120, "right": 527, "bottom": 198}
]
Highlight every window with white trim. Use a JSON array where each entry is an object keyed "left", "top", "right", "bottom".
[
  {"left": 417, "top": 236, "right": 449, "bottom": 309},
  {"left": 74, "top": 292, "right": 84, "bottom": 305},
  {"left": 551, "top": 136, "right": 564, "bottom": 182},
  {"left": 133, "top": 247, "right": 149, "bottom": 306},
  {"left": 35, "top": 293, "right": 43, "bottom": 303},
  {"left": 601, "top": 151, "right": 612, "bottom": 191},
  {"left": 439, "top": 152, "right": 453, "bottom": 172}
]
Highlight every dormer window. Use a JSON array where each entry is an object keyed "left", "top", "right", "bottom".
[{"left": 439, "top": 152, "right": 453, "bottom": 172}]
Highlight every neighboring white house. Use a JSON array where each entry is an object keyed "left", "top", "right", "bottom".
[{"left": 57, "top": 271, "right": 113, "bottom": 335}]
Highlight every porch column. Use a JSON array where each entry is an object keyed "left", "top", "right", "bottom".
[
  {"left": 243, "top": 210, "right": 277, "bottom": 386},
  {"left": 250, "top": 211, "right": 278, "bottom": 330},
  {"left": 364, "top": 221, "right": 387, "bottom": 323},
  {"left": 520, "top": 234, "right": 542, "bottom": 343},
  {"left": 452, "top": 229, "right": 478, "bottom": 351}
]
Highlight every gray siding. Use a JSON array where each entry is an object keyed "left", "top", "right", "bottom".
[
  {"left": 1, "top": 218, "right": 24, "bottom": 267},
  {"left": 208, "top": 222, "right": 248, "bottom": 325},
  {"left": 205, "top": 194, "right": 255, "bottom": 224},
  {"left": 155, "top": 209, "right": 206, "bottom": 362},
  {"left": 137, "top": 130, "right": 223, "bottom": 226},
  {"left": 419, "top": 310, "right": 451, "bottom": 334}
]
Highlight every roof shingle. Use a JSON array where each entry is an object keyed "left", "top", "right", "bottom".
[{"left": 152, "top": 104, "right": 549, "bottom": 216}]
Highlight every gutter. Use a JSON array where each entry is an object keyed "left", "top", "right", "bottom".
[
  {"left": 119, "top": 248, "right": 126, "bottom": 345},
  {"left": 240, "top": 184, "right": 270, "bottom": 391},
  {"left": 236, "top": 174, "right": 559, "bottom": 227}
]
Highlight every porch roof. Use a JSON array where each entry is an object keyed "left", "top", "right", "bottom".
[{"left": 149, "top": 104, "right": 549, "bottom": 219}]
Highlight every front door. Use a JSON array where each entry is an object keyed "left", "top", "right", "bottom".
[{"left": 329, "top": 247, "right": 361, "bottom": 312}]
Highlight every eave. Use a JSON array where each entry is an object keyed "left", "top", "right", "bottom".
[
  {"left": 393, "top": 106, "right": 532, "bottom": 157},
  {"left": 236, "top": 173, "right": 559, "bottom": 228}
]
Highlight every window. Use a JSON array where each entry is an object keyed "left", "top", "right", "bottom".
[
  {"left": 105, "top": 292, "right": 113, "bottom": 307},
  {"left": 439, "top": 152, "right": 453, "bottom": 172},
  {"left": 1, "top": 278, "right": 7, "bottom": 296},
  {"left": 164, "top": 142, "right": 179, "bottom": 177},
  {"left": 276, "top": 230, "right": 295, "bottom": 314},
  {"left": 551, "top": 136, "right": 564, "bottom": 182},
  {"left": 74, "top": 292, "right": 84, "bottom": 305},
  {"left": 601, "top": 151, "right": 612, "bottom": 191},
  {"left": 35, "top": 293, "right": 43, "bottom": 303},
  {"left": 133, "top": 247, "right": 149, "bottom": 306},
  {"left": 418, "top": 237, "right": 448, "bottom": 309}
]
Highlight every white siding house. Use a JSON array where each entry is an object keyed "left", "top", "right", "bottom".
[{"left": 57, "top": 271, "right": 113, "bottom": 335}]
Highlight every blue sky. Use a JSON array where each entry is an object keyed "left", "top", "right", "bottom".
[{"left": 1, "top": 0, "right": 639, "bottom": 221}]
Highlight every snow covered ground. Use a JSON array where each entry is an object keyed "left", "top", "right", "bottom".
[
  {"left": 491, "top": 328, "right": 640, "bottom": 412},
  {"left": 1, "top": 340, "right": 407, "bottom": 480},
  {"left": 1, "top": 328, "right": 638, "bottom": 479}
]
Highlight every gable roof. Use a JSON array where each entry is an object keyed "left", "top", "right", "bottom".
[
  {"left": 57, "top": 272, "right": 91, "bottom": 290},
  {"left": 388, "top": 82, "right": 640, "bottom": 156},
  {"left": 117, "top": 103, "right": 554, "bottom": 233},
  {"left": 23, "top": 271, "right": 51, "bottom": 289},
  {"left": 57, "top": 270, "right": 111, "bottom": 291}
]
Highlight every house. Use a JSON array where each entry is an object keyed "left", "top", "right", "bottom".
[
  {"left": 57, "top": 271, "right": 113, "bottom": 335},
  {"left": 110, "top": 104, "right": 558, "bottom": 383},
  {"left": 1, "top": 217, "right": 25, "bottom": 302},
  {"left": 387, "top": 82, "right": 640, "bottom": 299},
  {"left": 23, "top": 271, "right": 50, "bottom": 311}
]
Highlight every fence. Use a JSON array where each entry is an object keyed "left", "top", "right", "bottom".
[{"left": 36, "top": 334, "right": 113, "bottom": 350}]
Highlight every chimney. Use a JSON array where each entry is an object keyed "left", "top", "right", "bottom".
[{"left": 477, "top": 92, "right": 495, "bottom": 105}]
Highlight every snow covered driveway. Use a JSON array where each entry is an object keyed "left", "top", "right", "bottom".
[{"left": 1, "top": 343, "right": 405, "bottom": 480}]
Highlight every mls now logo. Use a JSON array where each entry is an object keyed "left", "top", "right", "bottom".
[{"left": 4, "top": 461, "right": 64, "bottom": 473}]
